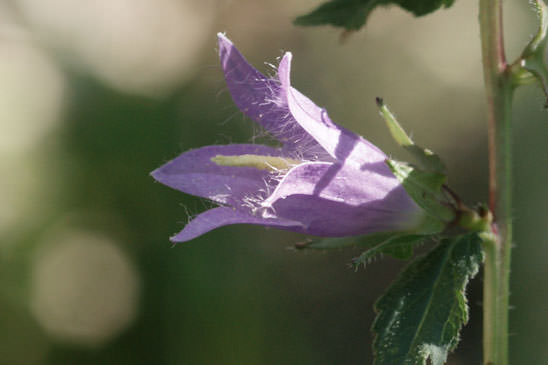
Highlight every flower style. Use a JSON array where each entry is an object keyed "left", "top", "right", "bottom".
[{"left": 151, "top": 34, "right": 427, "bottom": 242}]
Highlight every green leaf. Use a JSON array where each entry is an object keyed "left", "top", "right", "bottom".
[
  {"left": 372, "top": 233, "right": 483, "bottom": 365},
  {"left": 386, "top": 160, "right": 455, "bottom": 231},
  {"left": 295, "top": 0, "right": 456, "bottom": 31},
  {"left": 295, "top": 0, "right": 376, "bottom": 30},
  {"left": 377, "top": 98, "right": 446, "bottom": 175},
  {"left": 396, "top": 0, "right": 455, "bottom": 16},
  {"left": 519, "top": 0, "right": 548, "bottom": 104},
  {"left": 353, "top": 234, "right": 427, "bottom": 268}
]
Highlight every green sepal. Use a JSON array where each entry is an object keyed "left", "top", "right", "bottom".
[
  {"left": 386, "top": 159, "right": 455, "bottom": 232},
  {"left": 294, "top": 0, "right": 456, "bottom": 31},
  {"left": 518, "top": 0, "right": 548, "bottom": 105},
  {"left": 377, "top": 98, "right": 447, "bottom": 174},
  {"left": 352, "top": 234, "right": 428, "bottom": 269},
  {"left": 295, "top": 231, "right": 404, "bottom": 250},
  {"left": 372, "top": 233, "right": 484, "bottom": 365}
]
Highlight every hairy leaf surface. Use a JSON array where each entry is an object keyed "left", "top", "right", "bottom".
[
  {"left": 353, "top": 234, "right": 427, "bottom": 268},
  {"left": 372, "top": 233, "right": 483, "bottom": 365}
]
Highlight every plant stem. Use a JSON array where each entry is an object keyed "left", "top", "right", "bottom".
[{"left": 479, "top": 0, "right": 514, "bottom": 364}]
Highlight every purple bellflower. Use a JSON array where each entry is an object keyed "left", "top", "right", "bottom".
[{"left": 152, "top": 34, "right": 427, "bottom": 243}]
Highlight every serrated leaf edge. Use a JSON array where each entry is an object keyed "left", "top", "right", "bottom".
[{"left": 372, "top": 235, "right": 483, "bottom": 365}]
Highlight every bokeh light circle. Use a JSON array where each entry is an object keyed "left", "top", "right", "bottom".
[
  {"left": 30, "top": 230, "right": 140, "bottom": 347},
  {"left": 15, "top": 0, "right": 215, "bottom": 96},
  {"left": 0, "top": 40, "right": 65, "bottom": 155}
]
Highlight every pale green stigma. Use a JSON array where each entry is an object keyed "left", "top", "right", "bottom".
[{"left": 211, "top": 154, "right": 301, "bottom": 171}]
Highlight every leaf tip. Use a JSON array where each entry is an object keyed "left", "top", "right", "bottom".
[{"left": 375, "top": 96, "right": 384, "bottom": 107}]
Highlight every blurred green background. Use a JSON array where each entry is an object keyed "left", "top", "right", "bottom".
[{"left": 0, "top": 0, "right": 546, "bottom": 364}]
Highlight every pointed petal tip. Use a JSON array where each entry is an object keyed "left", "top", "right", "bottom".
[
  {"left": 217, "top": 32, "right": 229, "bottom": 42},
  {"left": 149, "top": 168, "right": 160, "bottom": 180},
  {"left": 169, "top": 235, "right": 185, "bottom": 243},
  {"left": 149, "top": 166, "right": 165, "bottom": 182},
  {"left": 278, "top": 52, "right": 292, "bottom": 87},
  {"left": 217, "top": 32, "right": 233, "bottom": 50},
  {"left": 169, "top": 226, "right": 195, "bottom": 243}
]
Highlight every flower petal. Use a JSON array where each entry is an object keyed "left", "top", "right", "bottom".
[
  {"left": 263, "top": 162, "right": 422, "bottom": 236},
  {"left": 278, "top": 53, "right": 387, "bottom": 168},
  {"left": 218, "top": 33, "right": 276, "bottom": 124},
  {"left": 170, "top": 207, "right": 303, "bottom": 242},
  {"left": 151, "top": 144, "right": 284, "bottom": 209},
  {"left": 218, "top": 33, "right": 326, "bottom": 159}
]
